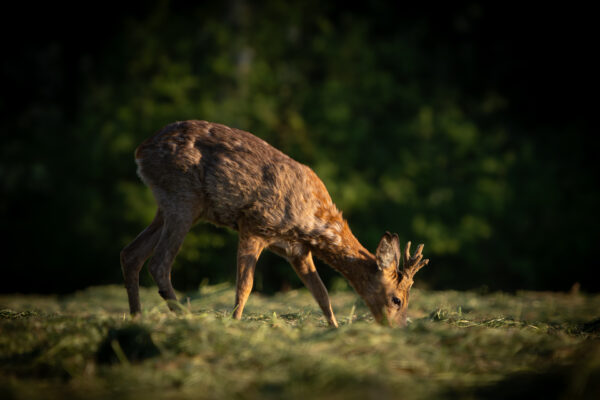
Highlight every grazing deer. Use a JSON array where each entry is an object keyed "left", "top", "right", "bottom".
[{"left": 120, "top": 120, "right": 428, "bottom": 327}]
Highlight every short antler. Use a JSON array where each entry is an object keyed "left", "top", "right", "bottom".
[{"left": 400, "top": 241, "right": 429, "bottom": 279}]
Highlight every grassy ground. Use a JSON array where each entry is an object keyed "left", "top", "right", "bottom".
[{"left": 1, "top": 284, "right": 599, "bottom": 399}]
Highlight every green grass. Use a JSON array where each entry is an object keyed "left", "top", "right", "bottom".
[{"left": 1, "top": 285, "right": 599, "bottom": 399}]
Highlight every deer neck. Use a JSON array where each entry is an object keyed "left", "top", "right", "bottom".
[{"left": 309, "top": 220, "right": 379, "bottom": 295}]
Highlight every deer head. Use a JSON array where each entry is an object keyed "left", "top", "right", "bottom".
[{"left": 362, "top": 232, "right": 429, "bottom": 327}]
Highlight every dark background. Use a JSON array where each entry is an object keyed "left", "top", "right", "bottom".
[{"left": 1, "top": 1, "right": 598, "bottom": 294}]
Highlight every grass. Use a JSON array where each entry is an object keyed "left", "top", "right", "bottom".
[{"left": 1, "top": 284, "right": 599, "bottom": 399}]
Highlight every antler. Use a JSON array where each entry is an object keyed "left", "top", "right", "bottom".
[{"left": 400, "top": 241, "right": 429, "bottom": 278}]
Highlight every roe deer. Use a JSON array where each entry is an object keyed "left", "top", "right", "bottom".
[{"left": 120, "top": 120, "right": 428, "bottom": 327}]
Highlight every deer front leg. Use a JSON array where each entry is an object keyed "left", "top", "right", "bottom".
[
  {"left": 269, "top": 244, "right": 338, "bottom": 327},
  {"left": 291, "top": 252, "right": 338, "bottom": 328},
  {"left": 233, "top": 231, "right": 266, "bottom": 320}
]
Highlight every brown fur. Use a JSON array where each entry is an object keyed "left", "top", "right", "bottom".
[{"left": 121, "top": 120, "right": 428, "bottom": 327}]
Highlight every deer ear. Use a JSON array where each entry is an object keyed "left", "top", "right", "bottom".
[{"left": 375, "top": 232, "right": 401, "bottom": 271}]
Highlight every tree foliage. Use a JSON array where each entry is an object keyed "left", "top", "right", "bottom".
[{"left": 1, "top": 1, "right": 597, "bottom": 293}]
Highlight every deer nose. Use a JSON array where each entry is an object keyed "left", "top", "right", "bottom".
[{"left": 390, "top": 312, "right": 408, "bottom": 328}]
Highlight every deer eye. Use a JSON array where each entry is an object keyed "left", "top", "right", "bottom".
[{"left": 391, "top": 296, "right": 402, "bottom": 306}]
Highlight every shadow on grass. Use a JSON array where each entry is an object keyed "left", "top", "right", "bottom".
[
  {"left": 471, "top": 364, "right": 600, "bottom": 400},
  {"left": 96, "top": 325, "right": 160, "bottom": 365},
  {"left": 448, "top": 341, "right": 600, "bottom": 400},
  {"left": 0, "top": 346, "right": 66, "bottom": 380}
]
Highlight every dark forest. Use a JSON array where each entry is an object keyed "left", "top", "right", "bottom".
[{"left": 1, "top": 1, "right": 598, "bottom": 294}]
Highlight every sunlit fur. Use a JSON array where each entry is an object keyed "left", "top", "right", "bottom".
[{"left": 122, "top": 120, "right": 427, "bottom": 327}]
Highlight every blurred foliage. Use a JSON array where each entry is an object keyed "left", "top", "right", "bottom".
[{"left": 0, "top": 1, "right": 598, "bottom": 293}]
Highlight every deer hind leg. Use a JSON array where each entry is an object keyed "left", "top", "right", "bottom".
[
  {"left": 146, "top": 208, "right": 194, "bottom": 312},
  {"left": 269, "top": 244, "right": 338, "bottom": 327},
  {"left": 120, "top": 210, "right": 164, "bottom": 315},
  {"left": 233, "top": 229, "right": 266, "bottom": 320}
]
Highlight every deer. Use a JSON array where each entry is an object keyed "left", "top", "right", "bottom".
[{"left": 120, "top": 120, "right": 429, "bottom": 327}]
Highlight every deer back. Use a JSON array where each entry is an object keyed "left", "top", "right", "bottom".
[{"left": 135, "top": 120, "right": 340, "bottom": 241}]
